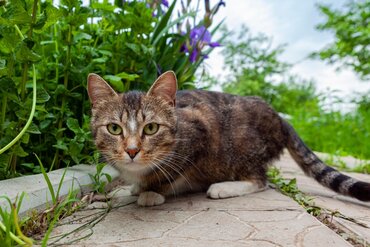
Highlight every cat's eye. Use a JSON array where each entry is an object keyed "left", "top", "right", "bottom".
[
  {"left": 107, "top": 123, "right": 122, "bottom": 135},
  {"left": 143, "top": 123, "right": 159, "bottom": 135}
]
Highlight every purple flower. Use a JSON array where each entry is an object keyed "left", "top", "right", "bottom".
[
  {"left": 218, "top": 0, "right": 226, "bottom": 7},
  {"left": 182, "top": 26, "right": 220, "bottom": 63},
  {"left": 190, "top": 26, "right": 210, "bottom": 46},
  {"left": 161, "top": 0, "right": 169, "bottom": 7},
  {"left": 189, "top": 50, "right": 198, "bottom": 63}
]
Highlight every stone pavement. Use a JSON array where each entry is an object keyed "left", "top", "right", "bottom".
[
  {"left": 275, "top": 152, "right": 370, "bottom": 245},
  {"left": 48, "top": 152, "right": 370, "bottom": 247}
]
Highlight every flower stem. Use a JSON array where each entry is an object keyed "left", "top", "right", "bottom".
[
  {"left": 0, "top": 64, "right": 37, "bottom": 154},
  {"left": 54, "top": 24, "right": 72, "bottom": 168}
]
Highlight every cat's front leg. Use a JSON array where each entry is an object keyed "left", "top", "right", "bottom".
[
  {"left": 137, "top": 191, "right": 165, "bottom": 206},
  {"left": 130, "top": 183, "right": 141, "bottom": 196}
]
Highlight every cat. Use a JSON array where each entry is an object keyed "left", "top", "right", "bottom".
[{"left": 87, "top": 71, "right": 370, "bottom": 207}]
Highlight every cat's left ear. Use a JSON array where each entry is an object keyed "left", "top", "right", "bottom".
[
  {"left": 147, "top": 71, "right": 177, "bottom": 106},
  {"left": 87, "top": 73, "right": 118, "bottom": 106}
]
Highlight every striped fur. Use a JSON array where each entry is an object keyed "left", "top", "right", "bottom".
[
  {"left": 283, "top": 121, "right": 370, "bottom": 201},
  {"left": 88, "top": 71, "right": 370, "bottom": 203}
]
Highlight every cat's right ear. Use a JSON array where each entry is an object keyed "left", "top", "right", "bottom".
[
  {"left": 87, "top": 73, "right": 118, "bottom": 105},
  {"left": 147, "top": 71, "right": 177, "bottom": 106}
]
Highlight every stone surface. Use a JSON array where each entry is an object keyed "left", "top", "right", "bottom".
[
  {"left": 275, "top": 152, "right": 370, "bottom": 245},
  {"left": 0, "top": 164, "right": 119, "bottom": 215},
  {"left": 5, "top": 151, "right": 368, "bottom": 246},
  {"left": 49, "top": 183, "right": 352, "bottom": 246}
]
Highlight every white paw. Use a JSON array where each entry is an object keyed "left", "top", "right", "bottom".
[
  {"left": 137, "top": 191, "right": 165, "bottom": 207},
  {"left": 207, "top": 181, "right": 264, "bottom": 199}
]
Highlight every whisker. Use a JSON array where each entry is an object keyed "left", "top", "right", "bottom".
[
  {"left": 150, "top": 160, "right": 177, "bottom": 197},
  {"left": 156, "top": 157, "right": 193, "bottom": 190}
]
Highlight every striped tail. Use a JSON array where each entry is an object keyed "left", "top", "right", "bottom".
[{"left": 282, "top": 120, "right": 370, "bottom": 201}]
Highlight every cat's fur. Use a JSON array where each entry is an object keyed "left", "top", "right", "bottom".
[{"left": 88, "top": 71, "right": 370, "bottom": 206}]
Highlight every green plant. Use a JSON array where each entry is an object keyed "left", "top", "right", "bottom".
[
  {"left": 312, "top": 0, "right": 370, "bottom": 80},
  {"left": 0, "top": 193, "right": 33, "bottom": 246},
  {"left": 219, "top": 24, "right": 370, "bottom": 164},
  {"left": 0, "top": 0, "right": 224, "bottom": 179},
  {"left": 89, "top": 163, "right": 112, "bottom": 194},
  {"left": 267, "top": 167, "right": 321, "bottom": 216}
]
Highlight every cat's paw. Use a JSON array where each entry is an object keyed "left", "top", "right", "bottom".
[
  {"left": 137, "top": 191, "right": 165, "bottom": 207},
  {"left": 207, "top": 183, "right": 239, "bottom": 199},
  {"left": 207, "top": 181, "right": 264, "bottom": 199}
]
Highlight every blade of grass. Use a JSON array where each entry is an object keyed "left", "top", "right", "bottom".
[
  {"left": 34, "top": 153, "right": 56, "bottom": 204},
  {"left": 56, "top": 165, "right": 68, "bottom": 199},
  {"left": 0, "top": 196, "right": 27, "bottom": 246},
  {"left": 13, "top": 204, "right": 33, "bottom": 246},
  {"left": 152, "top": 12, "right": 195, "bottom": 46},
  {"left": 151, "top": 0, "right": 177, "bottom": 43}
]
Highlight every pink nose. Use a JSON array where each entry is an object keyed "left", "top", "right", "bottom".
[{"left": 126, "top": 148, "right": 140, "bottom": 159}]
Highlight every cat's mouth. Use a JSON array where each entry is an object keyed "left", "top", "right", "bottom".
[{"left": 120, "top": 159, "right": 153, "bottom": 173}]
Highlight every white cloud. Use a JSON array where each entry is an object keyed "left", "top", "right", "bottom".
[{"left": 206, "top": 0, "right": 369, "bottom": 97}]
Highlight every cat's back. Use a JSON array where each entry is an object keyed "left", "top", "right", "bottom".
[
  {"left": 175, "top": 89, "right": 285, "bottom": 146},
  {"left": 176, "top": 89, "right": 271, "bottom": 115},
  {"left": 174, "top": 89, "right": 286, "bottom": 178}
]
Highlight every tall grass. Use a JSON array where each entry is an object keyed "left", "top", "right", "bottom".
[{"left": 290, "top": 98, "right": 370, "bottom": 160}]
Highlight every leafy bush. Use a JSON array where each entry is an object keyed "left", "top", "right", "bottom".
[
  {"left": 220, "top": 25, "right": 370, "bottom": 161},
  {"left": 0, "top": 0, "right": 224, "bottom": 179},
  {"left": 312, "top": 1, "right": 370, "bottom": 80}
]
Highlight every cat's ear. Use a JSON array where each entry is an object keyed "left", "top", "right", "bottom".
[
  {"left": 147, "top": 71, "right": 177, "bottom": 106},
  {"left": 87, "top": 73, "right": 118, "bottom": 105}
]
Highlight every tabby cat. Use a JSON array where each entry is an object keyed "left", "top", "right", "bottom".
[{"left": 87, "top": 71, "right": 370, "bottom": 206}]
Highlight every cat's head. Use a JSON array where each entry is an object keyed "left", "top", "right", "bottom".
[{"left": 87, "top": 71, "right": 177, "bottom": 175}]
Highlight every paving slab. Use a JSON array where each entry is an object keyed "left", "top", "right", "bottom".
[
  {"left": 275, "top": 152, "right": 370, "bottom": 245},
  {"left": 48, "top": 177, "right": 352, "bottom": 246},
  {"left": 0, "top": 164, "right": 119, "bottom": 215}
]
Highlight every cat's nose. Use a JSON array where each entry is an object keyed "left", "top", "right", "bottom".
[{"left": 126, "top": 147, "right": 140, "bottom": 159}]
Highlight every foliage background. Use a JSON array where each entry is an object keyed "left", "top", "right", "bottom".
[
  {"left": 0, "top": 0, "right": 223, "bottom": 179},
  {"left": 219, "top": 0, "right": 370, "bottom": 166},
  {"left": 0, "top": 0, "right": 369, "bottom": 180}
]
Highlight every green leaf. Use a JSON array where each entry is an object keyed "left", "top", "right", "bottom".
[
  {"left": 68, "top": 141, "right": 84, "bottom": 163},
  {"left": 103, "top": 173, "right": 112, "bottom": 183},
  {"left": 151, "top": 0, "right": 177, "bottom": 43},
  {"left": 1, "top": 0, "right": 32, "bottom": 25},
  {"left": 61, "top": 0, "right": 79, "bottom": 9},
  {"left": 26, "top": 123, "right": 41, "bottom": 134},
  {"left": 21, "top": 163, "right": 34, "bottom": 169},
  {"left": 16, "top": 42, "right": 41, "bottom": 63},
  {"left": 42, "top": 4, "right": 63, "bottom": 30},
  {"left": 34, "top": 153, "right": 56, "bottom": 204},
  {"left": 39, "top": 120, "right": 52, "bottom": 130},
  {"left": 103, "top": 75, "right": 124, "bottom": 92},
  {"left": 73, "top": 31, "right": 92, "bottom": 42},
  {"left": 21, "top": 133, "right": 29, "bottom": 144},
  {"left": 13, "top": 145, "right": 28, "bottom": 157},
  {"left": 33, "top": 11, "right": 47, "bottom": 30},
  {"left": 36, "top": 87, "right": 50, "bottom": 103},
  {"left": 93, "top": 57, "right": 108, "bottom": 63},
  {"left": 115, "top": 71, "right": 140, "bottom": 81},
  {"left": 92, "top": 2, "right": 117, "bottom": 12},
  {"left": 53, "top": 140, "right": 68, "bottom": 151},
  {"left": 96, "top": 163, "right": 105, "bottom": 175},
  {"left": 0, "top": 59, "right": 5, "bottom": 69},
  {"left": 66, "top": 118, "right": 81, "bottom": 134},
  {"left": 126, "top": 43, "right": 140, "bottom": 55}
]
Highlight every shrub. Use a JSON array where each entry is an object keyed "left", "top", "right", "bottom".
[{"left": 0, "top": 0, "right": 224, "bottom": 179}]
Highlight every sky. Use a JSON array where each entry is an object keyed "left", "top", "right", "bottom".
[{"left": 205, "top": 0, "right": 370, "bottom": 100}]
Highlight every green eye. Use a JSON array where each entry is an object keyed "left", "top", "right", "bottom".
[
  {"left": 143, "top": 123, "right": 159, "bottom": 135},
  {"left": 107, "top": 123, "right": 122, "bottom": 135}
]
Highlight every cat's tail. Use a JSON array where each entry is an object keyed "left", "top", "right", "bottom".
[{"left": 282, "top": 120, "right": 370, "bottom": 201}]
